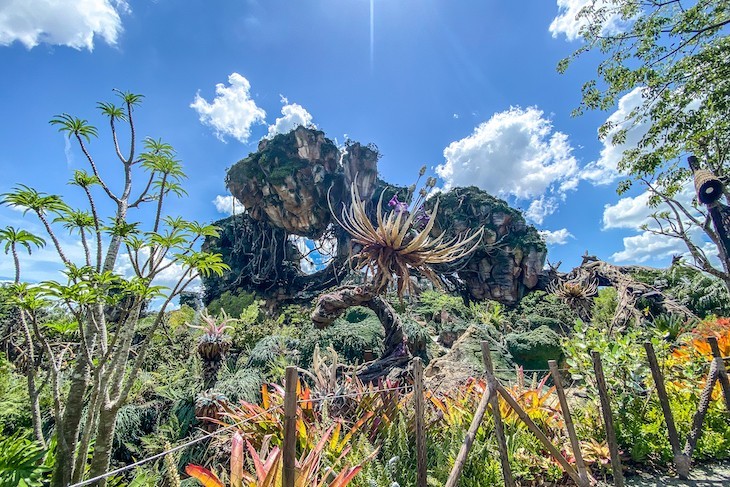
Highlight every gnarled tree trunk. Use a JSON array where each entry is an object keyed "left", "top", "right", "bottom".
[{"left": 311, "top": 285, "right": 410, "bottom": 382}]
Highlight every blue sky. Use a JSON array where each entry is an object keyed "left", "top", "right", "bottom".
[{"left": 0, "top": 0, "right": 705, "bottom": 283}]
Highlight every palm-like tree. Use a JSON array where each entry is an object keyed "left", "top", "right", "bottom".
[
  {"left": 0, "top": 226, "right": 46, "bottom": 446},
  {"left": 1, "top": 185, "right": 70, "bottom": 265},
  {"left": 0, "top": 226, "right": 46, "bottom": 283}
]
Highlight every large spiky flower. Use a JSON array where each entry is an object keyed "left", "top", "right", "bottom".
[
  {"left": 332, "top": 182, "right": 483, "bottom": 298},
  {"left": 548, "top": 278, "right": 598, "bottom": 321},
  {"left": 189, "top": 310, "right": 235, "bottom": 388}
]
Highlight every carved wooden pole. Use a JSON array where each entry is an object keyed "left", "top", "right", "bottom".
[
  {"left": 283, "top": 367, "right": 298, "bottom": 487},
  {"left": 684, "top": 358, "right": 720, "bottom": 458},
  {"left": 413, "top": 358, "right": 427, "bottom": 487},
  {"left": 444, "top": 369, "right": 496, "bottom": 487},
  {"left": 591, "top": 351, "right": 624, "bottom": 487},
  {"left": 643, "top": 342, "right": 690, "bottom": 478},
  {"left": 549, "top": 360, "right": 590, "bottom": 486},
  {"left": 496, "top": 383, "right": 582, "bottom": 485},
  {"left": 483, "top": 342, "right": 514, "bottom": 487},
  {"left": 707, "top": 336, "right": 730, "bottom": 411}
]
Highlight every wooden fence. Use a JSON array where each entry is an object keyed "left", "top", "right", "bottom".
[{"left": 278, "top": 338, "right": 730, "bottom": 487}]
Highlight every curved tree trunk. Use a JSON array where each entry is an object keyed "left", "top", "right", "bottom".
[{"left": 311, "top": 285, "right": 410, "bottom": 382}]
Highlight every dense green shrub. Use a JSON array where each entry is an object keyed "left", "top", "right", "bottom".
[
  {"left": 416, "top": 289, "right": 471, "bottom": 322},
  {"left": 508, "top": 290, "right": 577, "bottom": 332},
  {"left": 298, "top": 307, "right": 384, "bottom": 366},
  {"left": 0, "top": 354, "right": 31, "bottom": 435},
  {"left": 0, "top": 432, "right": 49, "bottom": 486},
  {"left": 506, "top": 325, "right": 562, "bottom": 370},
  {"left": 206, "top": 290, "right": 256, "bottom": 318}
]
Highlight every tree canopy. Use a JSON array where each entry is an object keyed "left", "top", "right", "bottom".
[{"left": 560, "top": 0, "right": 730, "bottom": 285}]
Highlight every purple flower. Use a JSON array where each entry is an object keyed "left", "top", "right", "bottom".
[
  {"left": 388, "top": 194, "right": 408, "bottom": 214},
  {"left": 413, "top": 207, "right": 430, "bottom": 230}
]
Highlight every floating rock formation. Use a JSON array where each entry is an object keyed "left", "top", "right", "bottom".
[
  {"left": 205, "top": 127, "right": 546, "bottom": 308},
  {"left": 428, "top": 187, "right": 547, "bottom": 305}
]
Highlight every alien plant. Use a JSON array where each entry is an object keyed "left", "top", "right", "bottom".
[{"left": 190, "top": 310, "right": 235, "bottom": 389}]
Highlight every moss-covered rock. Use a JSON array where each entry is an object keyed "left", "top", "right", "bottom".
[
  {"left": 506, "top": 325, "right": 562, "bottom": 370},
  {"left": 226, "top": 127, "right": 342, "bottom": 238},
  {"left": 427, "top": 186, "right": 546, "bottom": 305},
  {"left": 298, "top": 307, "right": 385, "bottom": 366}
]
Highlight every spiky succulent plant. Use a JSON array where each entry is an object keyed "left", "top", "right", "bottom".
[
  {"left": 332, "top": 180, "right": 483, "bottom": 298},
  {"left": 189, "top": 310, "right": 234, "bottom": 360},
  {"left": 548, "top": 278, "right": 598, "bottom": 321},
  {"left": 189, "top": 310, "right": 235, "bottom": 388},
  {"left": 195, "top": 391, "right": 229, "bottom": 432}
]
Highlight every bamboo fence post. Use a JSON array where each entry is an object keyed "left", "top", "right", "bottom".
[
  {"left": 482, "top": 342, "right": 514, "bottom": 487},
  {"left": 444, "top": 371, "right": 496, "bottom": 487},
  {"left": 591, "top": 351, "right": 625, "bottom": 487},
  {"left": 283, "top": 366, "right": 298, "bottom": 487},
  {"left": 548, "top": 360, "right": 590, "bottom": 486},
  {"left": 496, "top": 382, "right": 582, "bottom": 486},
  {"left": 707, "top": 336, "right": 730, "bottom": 411},
  {"left": 643, "top": 342, "right": 690, "bottom": 478},
  {"left": 683, "top": 357, "right": 720, "bottom": 458},
  {"left": 413, "top": 358, "right": 427, "bottom": 487}
]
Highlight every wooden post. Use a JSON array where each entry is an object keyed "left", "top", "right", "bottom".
[
  {"left": 684, "top": 358, "right": 720, "bottom": 458},
  {"left": 707, "top": 336, "right": 730, "bottom": 411},
  {"left": 413, "top": 358, "right": 427, "bottom": 487},
  {"left": 643, "top": 342, "right": 690, "bottom": 478},
  {"left": 283, "top": 366, "right": 298, "bottom": 487},
  {"left": 591, "top": 351, "right": 624, "bottom": 487},
  {"left": 444, "top": 376, "right": 496, "bottom": 487},
  {"left": 496, "top": 383, "right": 582, "bottom": 486},
  {"left": 548, "top": 360, "right": 590, "bottom": 486},
  {"left": 482, "top": 342, "right": 514, "bottom": 487}
]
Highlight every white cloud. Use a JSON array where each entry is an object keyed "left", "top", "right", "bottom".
[
  {"left": 437, "top": 106, "right": 579, "bottom": 223},
  {"left": 611, "top": 230, "right": 690, "bottom": 263},
  {"left": 525, "top": 196, "right": 559, "bottom": 225},
  {"left": 549, "top": 0, "right": 625, "bottom": 42},
  {"left": 266, "top": 95, "right": 315, "bottom": 138},
  {"left": 603, "top": 183, "right": 718, "bottom": 265},
  {"left": 581, "top": 87, "right": 648, "bottom": 185},
  {"left": 603, "top": 183, "right": 698, "bottom": 230},
  {"left": 191, "top": 73, "right": 266, "bottom": 143},
  {"left": 602, "top": 190, "right": 652, "bottom": 230},
  {"left": 538, "top": 228, "right": 574, "bottom": 245},
  {"left": 0, "top": 0, "right": 128, "bottom": 50},
  {"left": 213, "top": 195, "right": 245, "bottom": 215}
]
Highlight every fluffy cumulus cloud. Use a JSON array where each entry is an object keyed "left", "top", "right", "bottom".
[
  {"left": 266, "top": 96, "right": 315, "bottom": 138},
  {"left": 549, "top": 0, "right": 625, "bottom": 41},
  {"left": 581, "top": 87, "right": 648, "bottom": 185},
  {"left": 191, "top": 73, "right": 266, "bottom": 143},
  {"left": 538, "top": 228, "right": 574, "bottom": 246},
  {"left": 612, "top": 231, "right": 691, "bottom": 263},
  {"left": 437, "top": 106, "right": 579, "bottom": 223},
  {"left": 0, "top": 0, "right": 128, "bottom": 50},
  {"left": 525, "top": 196, "right": 560, "bottom": 225},
  {"left": 602, "top": 190, "right": 652, "bottom": 230},
  {"left": 213, "top": 195, "right": 245, "bottom": 215}
]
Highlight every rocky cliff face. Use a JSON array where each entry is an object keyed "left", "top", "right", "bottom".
[{"left": 428, "top": 187, "right": 547, "bottom": 305}]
